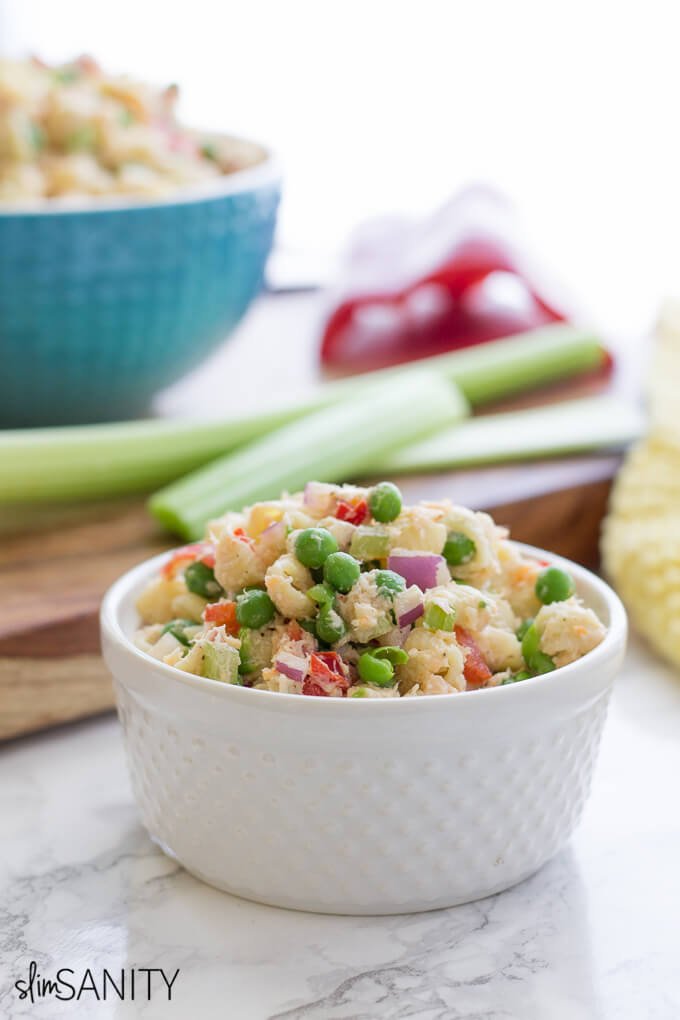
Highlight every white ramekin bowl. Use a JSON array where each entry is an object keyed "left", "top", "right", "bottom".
[{"left": 101, "top": 544, "right": 626, "bottom": 915}]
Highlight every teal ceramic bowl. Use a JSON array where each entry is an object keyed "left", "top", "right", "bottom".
[{"left": 0, "top": 144, "right": 280, "bottom": 426}]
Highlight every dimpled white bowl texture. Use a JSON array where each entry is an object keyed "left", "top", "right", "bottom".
[{"left": 101, "top": 543, "right": 626, "bottom": 915}]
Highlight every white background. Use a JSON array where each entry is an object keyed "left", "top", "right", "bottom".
[{"left": 2, "top": 0, "right": 679, "bottom": 337}]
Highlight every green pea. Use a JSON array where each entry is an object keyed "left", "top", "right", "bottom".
[
  {"left": 423, "top": 603, "right": 455, "bottom": 632},
  {"left": 323, "top": 552, "right": 361, "bottom": 593},
  {"left": 443, "top": 531, "right": 476, "bottom": 566},
  {"left": 235, "top": 589, "right": 276, "bottom": 629},
  {"left": 316, "top": 604, "right": 347, "bottom": 644},
  {"left": 357, "top": 652, "right": 395, "bottom": 688},
  {"left": 295, "top": 528, "right": 338, "bottom": 569},
  {"left": 535, "top": 566, "right": 575, "bottom": 605},
  {"left": 374, "top": 569, "right": 406, "bottom": 597},
  {"left": 307, "top": 582, "right": 335, "bottom": 606},
  {"left": 373, "top": 645, "right": 409, "bottom": 665},
  {"left": 369, "top": 482, "right": 402, "bottom": 523},
  {"left": 184, "top": 561, "right": 223, "bottom": 599}
]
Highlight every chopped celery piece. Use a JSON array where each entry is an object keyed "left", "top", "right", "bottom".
[
  {"left": 201, "top": 642, "right": 241, "bottom": 683},
  {"left": 379, "top": 396, "right": 644, "bottom": 474},
  {"left": 238, "top": 629, "right": 255, "bottom": 674},
  {"left": 237, "top": 627, "right": 272, "bottom": 675},
  {"left": 150, "top": 373, "right": 462, "bottom": 540},
  {"left": 0, "top": 325, "right": 602, "bottom": 504},
  {"left": 424, "top": 603, "right": 455, "bottom": 632},
  {"left": 520, "top": 622, "right": 541, "bottom": 660},
  {"left": 521, "top": 623, "right": 555, "bottom": 675},
  {"left": 350, "top": 527, "right": 390, "bottom": 561},
  {"left": 516, "top": 618, "right": 534, "bottom": 641}
]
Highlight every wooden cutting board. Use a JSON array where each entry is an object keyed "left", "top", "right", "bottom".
[{"left": 0, "top": 453, "right": 618, "bottom": 741}]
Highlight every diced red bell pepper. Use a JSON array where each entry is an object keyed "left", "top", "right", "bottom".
[
  {"left": 162, "top": 542, "right": 215, "bottom": 579},
  {"left": 303, "top": 651, "right": 350, "bottom": 696},
  {"left": 302, "top": 680, "right": 328, "bottom": 697},
  {"left": 319, "top": 186, "right": 571, "bottom": 375},
  {"left": 204, "top": 601, "right": 239, "bottom": 635},
  {"left": 233, "top": 527, "right": 252, "bottom": 545},
  {"left": 335, "top": 498, "right": 369, "bottom": 526},
  {"left": 455, "top": 626, "right": 493, "bottom": 689}
]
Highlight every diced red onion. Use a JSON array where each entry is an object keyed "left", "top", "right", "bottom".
[
  {"left": 395, "top": 585, "right": 424, "bottom": 626},
  {"left": 388, "top": 552, "right": 447, "bottom": 592},
  {"left": 398, "top": 604, "right": 424, "bottom": 627},
  {"left": 303, "top": 482, "right": 336, "bottom": 516},
  {"left": 274, "top": 652, "right": 308, "bottom": 683}
]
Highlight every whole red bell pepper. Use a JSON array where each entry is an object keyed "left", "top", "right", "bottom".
[{"left": 319, "top": 186, "right": 571, "bottom": 374}]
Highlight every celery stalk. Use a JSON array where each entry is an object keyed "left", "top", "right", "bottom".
[
  {"left": 329, "top": 324, "right": 605, "bottom": 406},
  {"left": 0, "top": 408, "right": 302, "bottom": 503},
  {"left": 0, "top": 324, "right": 603, "bottom": 504},
  {"left": 377, "top": 396, "right": 645, "bottom": 474},
  {"left": 149, "top": 372, "right": 465, "bottom": 539}
]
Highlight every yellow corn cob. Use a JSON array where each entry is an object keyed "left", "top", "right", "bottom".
[{"left": 602, "top": 302, "right": 680, "bottom": 667}]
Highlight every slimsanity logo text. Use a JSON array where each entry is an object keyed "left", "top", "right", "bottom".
[{"left": 14, "top": 961, "right": 180, "bottom": 1004}]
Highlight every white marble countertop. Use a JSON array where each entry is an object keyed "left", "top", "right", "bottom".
[{"left": 2, "top": 636, "right": 679, "bottom": 1020}]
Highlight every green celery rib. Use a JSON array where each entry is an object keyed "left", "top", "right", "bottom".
[
  {"left": 0, "top": 323, "right": 603, "bottom": 503},
  {"left": 328, "top": 323, "right": 605, "bottom": 406},
  {"left": 0, "top": 408, "right": 303, "bottom": 503},
  {"left": 149, "top": 372, "right": 465, "bottom": 540},
  {"left": 377, "top": 396, "right": 645, "bottom": 474}
]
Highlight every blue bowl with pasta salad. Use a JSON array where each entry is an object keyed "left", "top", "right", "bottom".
[{"left": 0, "top": 56, "right": 280, "bottom": 426}]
